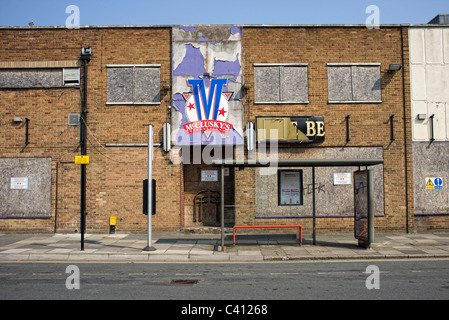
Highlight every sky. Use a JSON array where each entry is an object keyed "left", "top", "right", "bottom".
[{"left": 0, "top": 0, "right": 447, "bottom": 27}]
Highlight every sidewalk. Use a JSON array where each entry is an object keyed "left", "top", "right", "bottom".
[{"left": 1, "top": 231, "right": 449, "bottom": 262}]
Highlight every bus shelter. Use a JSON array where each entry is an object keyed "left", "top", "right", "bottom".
[{"left": 213, "top": 158, "right": 384, "bottom": 249}]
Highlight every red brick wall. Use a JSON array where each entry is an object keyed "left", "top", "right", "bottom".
[
  {"left": 0, "top": 25, "right": 446, "bottom": 234},
  {"left": 241, "top": 26, "right": 416, "bottom": 233},
  {"left": 0, "top": 27, "right": 179, "bottom": 233}
]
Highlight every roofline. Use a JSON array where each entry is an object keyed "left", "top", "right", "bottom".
[{"left": 1, "top": 23, "right": 447, "bottom": 30}]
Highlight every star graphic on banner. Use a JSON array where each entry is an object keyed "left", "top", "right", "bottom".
[
  {"left": 187, "top": 102, "right": 195, "bottom": 111},
  {"left": 218, "top": 108, "right": 227, "bottom": 117}
]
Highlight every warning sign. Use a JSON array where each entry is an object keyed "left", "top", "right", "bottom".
[
  {"left": 75, "top": 155, "right": 89, "bottom": 164},
  {"left": 426, "top": 177, "right": 443, "bottom": 190}
]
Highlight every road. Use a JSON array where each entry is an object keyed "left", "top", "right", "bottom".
[{"left": 1, "top": 259, "right": 448, "bottom": 302}]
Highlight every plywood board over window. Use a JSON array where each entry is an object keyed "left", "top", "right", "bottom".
[
  {"left": 254, "top": 63, "right": 308, "bottom": 104},
  {"left": 106, "top": 64, "right": 161, "bottom": 105},
  {"left": 0, "top": 69, "right": 63, "bottom": 88},
  {"left": 327, "top": 63, "right": 381, "bottom": 103},
  {"left": 0, "top": 158, "right": 52, "bottom": 218}
]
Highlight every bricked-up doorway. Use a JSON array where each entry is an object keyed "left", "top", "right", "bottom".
[{"left": 182, "top": 146, "right": 235, "bottom": 228}]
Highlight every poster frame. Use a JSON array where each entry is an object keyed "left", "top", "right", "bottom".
[{"left": 278, "top": 169, "right": 303, "bottom": 206}]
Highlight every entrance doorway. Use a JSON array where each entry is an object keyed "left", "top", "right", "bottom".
[{"left": 182, "top": 147, "right": 235, "bottom": 228}]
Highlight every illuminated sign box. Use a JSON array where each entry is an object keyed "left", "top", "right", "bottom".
[{"left": 256, "top": 116, "right": 325, "bottom": 143}]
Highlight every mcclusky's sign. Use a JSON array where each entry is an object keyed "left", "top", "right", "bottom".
[{"left": 183, "top": 78, "right": 233, "bottom": 140}]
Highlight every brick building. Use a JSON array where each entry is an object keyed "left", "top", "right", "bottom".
[{"left": 0, "top": 23, "right": 447, "bottom": 234}]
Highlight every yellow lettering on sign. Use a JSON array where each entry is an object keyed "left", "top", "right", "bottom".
[
  {"left": 306, "top": 121, "right": 316, "bottom": 136},
  {"left": 316, "top": 121, "right": 325, "bottom": 137}
]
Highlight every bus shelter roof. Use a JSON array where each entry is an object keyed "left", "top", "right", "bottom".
[{"left": 212, "top": 158, "right": 384, "bottom": 167}]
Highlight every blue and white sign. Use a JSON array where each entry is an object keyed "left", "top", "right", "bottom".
[{"left": 425, "top": 177, "right": 443, "bottom": 190}]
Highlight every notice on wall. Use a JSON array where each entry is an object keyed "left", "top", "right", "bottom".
[
  {"left": 10, "top": 177, "right": 28, "bottom": 190},
  {"left": 279, "top": 170, "right": 302, "bottom": 205},
  {"left": 426, "top": 177, "right": 443, "bottom": 190},
  {"left": 333, "top": 172, "right": 352, "bottom": 185},
  {"left": 201, "top": 170, "right": 218, "bottom": 182}
]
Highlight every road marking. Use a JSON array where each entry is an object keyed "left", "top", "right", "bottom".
[
  {"left": 270, "top": 273, "right": 299, "bottom": 275},
  {"left": 33, "top": 273, "right": 63, "bottom": 276},
  {"left": 222, "top": 273, "right": 251, "bottom": 276},
  {"left": 318, "top": 272, "right": 346, "bottom": 275},
  {"left": 128, "top": 273, "right": 149, "bottom": 276}
]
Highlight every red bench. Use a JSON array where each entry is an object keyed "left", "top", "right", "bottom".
[{"left": 233, "top": 225, "right": 302, "bottom": 246}]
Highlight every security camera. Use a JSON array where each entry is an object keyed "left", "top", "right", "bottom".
[{"left": 81, "top": 47, "right": 91, "bottom": 55}]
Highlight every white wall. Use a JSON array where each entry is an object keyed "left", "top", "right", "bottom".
[{"left": 410, "top": 27, "right": 449, "bottom": 141}]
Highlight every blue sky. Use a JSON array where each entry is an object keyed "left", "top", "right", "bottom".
[{"left": 0, "top": 0, "right": 447, "bottom": 26}]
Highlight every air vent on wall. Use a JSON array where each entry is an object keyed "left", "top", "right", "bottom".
[
  {"left": 68, "top": 114, "right": 80, "bottom": 126},
  {"left": 63, "top": 68, "right": 80, "bottom": 86}
]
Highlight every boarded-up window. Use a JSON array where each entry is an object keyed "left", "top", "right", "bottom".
[
  {"left": 327, "top": 64, "right": 381, "bottom": 103},
  {"left": 107, "top": 65, "right": 161, "bottom": 104},
  {"left": 254, "top": 64, "right": 308, "bottom": 103},
  {"left": 0, "top": 69, "right": 63, "bottom": 88},
  {"left": 0, "top": 158, "right": 52, "bottom": 218}
]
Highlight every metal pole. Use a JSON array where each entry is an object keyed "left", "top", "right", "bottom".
[
  {"left": 80, "top": 59, "right": 88, "bottom": 251},
  {"left": 312, "top": 166, "right": 316, "bottom": 245},
  {"left": 367, "top": 169, "right": 374, "bottom": 246},
  {"left": 143, "top": 125, "right": 156, "bottom": 251},
  {"left": 221, "top": 166, "right": 225, "bottom": 250}
]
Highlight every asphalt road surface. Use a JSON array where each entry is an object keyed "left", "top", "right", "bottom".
[{"left": 1, "top": 259, "right": 448, "bottom": 302}]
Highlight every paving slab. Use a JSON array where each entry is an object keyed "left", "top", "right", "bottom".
[{"left": 0, "top": 232, "right": 449, "bottom": 262}]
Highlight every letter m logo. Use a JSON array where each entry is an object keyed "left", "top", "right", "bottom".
[{"left": 187, "top": 79, "right": 227, "bottom": 121}]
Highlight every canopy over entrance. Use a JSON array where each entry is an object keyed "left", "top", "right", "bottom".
[{"left": 212, "top": 158, "right": 384, "bottom": 248}]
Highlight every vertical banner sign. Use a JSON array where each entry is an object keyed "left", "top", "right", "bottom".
[{"left": 354, "top": 170, "right": 374, "bottom": 247}]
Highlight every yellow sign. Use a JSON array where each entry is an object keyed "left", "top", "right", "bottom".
[
  {"left": 75, "top": 155, "right": 89, "bottom": 164},
  {"left": 426, "top": 177, "right": 443, "bottom": 190},
  {"left": 109, "top": 216, "right": 117, "bottom": 226}
]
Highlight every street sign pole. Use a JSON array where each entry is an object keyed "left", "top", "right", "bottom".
[{"left": 143, "top": 124, "right": 156, "bottom": 251}]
